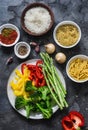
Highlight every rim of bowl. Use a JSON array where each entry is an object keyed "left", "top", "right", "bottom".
[
  {"left": 21, "top": 2, "right": 54, "bottom": 36},
  {"left": 0, "top": 23, "right": 20, "bottom": 47},
  {"left": 53, "top": 21, "right": 81, "bottom": 48},
  {"left": 14, "top": 41, "right": 31, "bottom": 59},
  {"left": 66, "top": 54, "right": 88, "bottom": 83}
]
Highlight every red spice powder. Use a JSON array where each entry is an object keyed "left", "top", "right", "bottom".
[{"left": 0, "top": 28, "right": 18, "bottom": 45}]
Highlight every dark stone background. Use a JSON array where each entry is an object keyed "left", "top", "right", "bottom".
[{"left": 0, "top": 0, "right": 88, "bottom": 130}]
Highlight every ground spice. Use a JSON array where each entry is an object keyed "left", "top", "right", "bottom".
[
  {"left": 0, "top": 28, "right": 18, "bottom": 45},
  {"left": 18, "top": 45, "right": 28, "bottom": 56}
]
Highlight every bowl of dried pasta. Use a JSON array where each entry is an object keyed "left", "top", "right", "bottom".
[{"left": 66, "top": 55, "right": 88, "bottom": 83}]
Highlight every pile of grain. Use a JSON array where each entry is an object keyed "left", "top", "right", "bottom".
[
  {"left": 24, "top": 7, "right": 52, "bottom": 34},
  {"left": 56, "top": 24, "right": 79, "bottom": 46}
]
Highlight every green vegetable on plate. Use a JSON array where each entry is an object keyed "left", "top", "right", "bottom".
[
  {"left": 40, "top": 52, "right": 68, "bottom": 110},
  {"left": 15, "top": 81, "right": 54, "bottom": 119},
  {"left": 15, "top": 52, "right": 68, "bottom": 119}
]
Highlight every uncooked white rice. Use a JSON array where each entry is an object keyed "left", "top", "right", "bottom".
[{"left": 24, "top": 7, "right": 52, "bottom": 34}]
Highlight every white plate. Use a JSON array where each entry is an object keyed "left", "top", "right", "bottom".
[{"left": 7, "top": 59, "right": 66, "bottom": 119}]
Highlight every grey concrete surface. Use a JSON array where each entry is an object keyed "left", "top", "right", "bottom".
[{"left": 0, "top": 0, "right": 88, "bottom": 130}]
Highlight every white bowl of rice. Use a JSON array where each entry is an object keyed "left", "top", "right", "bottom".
[
  {"left": 66, "top": 55, "right": 88, "bottom": 83},
  {"left": 21, "top": 3, "right": 54, "bottom": 36}
]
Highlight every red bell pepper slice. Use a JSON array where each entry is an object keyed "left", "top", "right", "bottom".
[
  {"left": 36, "top": 60, "right": 44, "bottom": 79},
  {"left": 23, "top": 60, "right": 46, "bottom": 87},
  {"left": 62, "top": 116, "right": 75, "bottom": 130},
  {"left": 69, "top": 111, "right": 85, "bottom": 128},
  {"left": 62, "top": 111, "right": 85, "bottom": 130},
  {"left": 29, "top": 72, "right": 35, "bottom": 80},
  {"left": 36, "top": 66, "right": 44, "bottom": 79},
  {"left": 38, "top": 79, "right": 46, "bottom": 87},
  {"left": 36, "top": 60, "right": 43, "bottom": 66},
  {"left": 21, "top": 63, "right": 27, "bottom": 74},
  {"left": 32, "top": 78, "right": 46, "bottom": 87},
  {"left": 27, "top": 64, "right": 36, "bottom": 71}
]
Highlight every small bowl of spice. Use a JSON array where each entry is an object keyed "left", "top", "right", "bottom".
[
  {"left": 66, "top": 55, "right": 88, "bottom": 83},
  {"left": 53, "top": 21, "right": 81, "bottom": 48},
  {"left": 14, "top": 41, "right": 31, "bottom": 59},
  {"left": 21, "top": 2, "right": 54, "bottom": 36},
  {"left": 0, "top": 23, "right": 20, "bottom": 47}
]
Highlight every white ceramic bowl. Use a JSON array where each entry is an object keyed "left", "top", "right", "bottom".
[
  {"left": 0, "top": 23, "right": 20, "bottom": 47},
  {"left": 66, "top": 55, "right": 88, "bottom": 83},
  {"left": 53, "top": 21, "right": 81, "bottom": 48},
  {"left": 14, "top": 41, "right": 31, "bottom": 59}
]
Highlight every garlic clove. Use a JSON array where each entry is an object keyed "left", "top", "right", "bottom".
[
  {"left": 30, "top": 42, "right": 38, "bottom": 47},
  {"left": 35, "top": 45, "right": 40, "bottom": 53},
  {"left": 6, "top": 57, "right": 13, "bottom": 65}
]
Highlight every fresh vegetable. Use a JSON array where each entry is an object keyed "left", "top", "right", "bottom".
[
  {"left": 69, "top": 111, "right": 85, "bottom": 128},
  {"left": 15, "top": 96, "right": 28, "bottom": 110},
  {"left": 62, "top": 111, "right": 85, "bottom": 130},
  {"left": 35, "top": 45, "right": 40, "bottom": 53},
  {"left": 30, "top": 42, "right": 38, "bottom": 47},
  {"left": 29, "top": 42, "right": 40, "bottom": 53},
  {"left": 21, "top": 63, "right": 27, "bottom": 74},
  {"left": 11, "top": 59, "right": 55, "bottom": 119},
  {"left": 25, "top": 103, "right": 34, "bottom": 118},
  {"left": 25, "top": 81, "right": 51, "bottom": 102},
  {"left": 55, "top": 52, "right": 66, "bottom": 64},
  {"left": 6, "top": 57, "right": 13, "bottom": 65},
  {"left": 45, "top": 43, "right": 56, "bottom": 54},
  {"left": 27, "top": 60, "right": 46, "bottom": 87},
  {"left": 25, "top": 81, "right": 37, "bottom": 92},
  {"left": 36, "top": 60, "right": 44, "bottom": 79},
  {"left": 37, "top": 86, "right": 50, "bottom": 101},
  {"left": 40, "top": 52, "right": 68, "bottom": 110},
  {"left": 10, "top": 66, "right": 30, "bottom": 98},
  {"left": 10, "top": 56, "right": 68, "bottom": 119},
  {"left": 15, "top": 96, "right": 34, "bottom": 118},
  {"left": 62, "top": 116, "right": 73, "bottom": 130},
  {"left": 15, "top": 80, "right": 54, "bottom": 119},
  {"left": 10, "top": 60, "right": 46, "bottom": 98},
  {"left": 36, "top": 103, "right": 52, "bottom": 119}
]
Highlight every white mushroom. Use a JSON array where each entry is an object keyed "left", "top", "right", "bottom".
[
  {"left": 55, "top": 52, "right": 66, "bottom": 64},
  {"left": 45, "top": 43, "right": 56, "bottom": 54}
]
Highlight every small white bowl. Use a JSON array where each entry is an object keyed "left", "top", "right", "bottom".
[
  {"left": 66, "top": 55, "right": 88, "bottom": 83},
  {"left": 0, "top": 23, "right": 20, "bottom": 47},
  {"left": 14, "top": 41, "right": 31, "bottom": 59},
  {"left": 53, "top": 21, "right": 81, "bottom": 48}
]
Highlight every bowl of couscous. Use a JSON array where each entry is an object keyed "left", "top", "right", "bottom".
[{"left": 53, "top": 21, "right": 81, "bottom": 48}]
